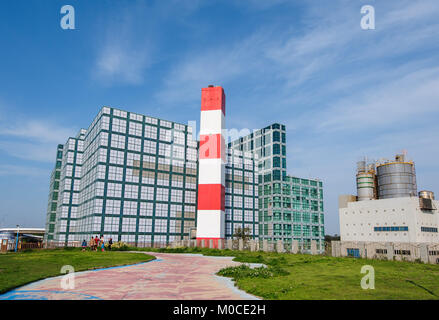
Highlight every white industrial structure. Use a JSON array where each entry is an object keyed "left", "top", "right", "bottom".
[
  {"left": 336, "top": 153, "right": 439, "bottom": 262},
  {"left": 339, "top": 196, "right": 438, "bottom": 243}
]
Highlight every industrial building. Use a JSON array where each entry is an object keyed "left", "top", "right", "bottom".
[
  {"left": 336, "top": 153, "right": 439, "bottom": 262},
  {"left": 45, "top": 86, "right": 324, "bottom": 251}
]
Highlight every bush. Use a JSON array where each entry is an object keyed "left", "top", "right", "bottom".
[
  {"left": 266, "top": 256, "right": 287, "bottom": 266},
  {"left": 218, "top": 265, "right": 271, "bottom": 279},
  {"left": 106, "top": 241, "right": 129, "bottom": 251},
  {"left": 217, "top": 264, "right": 289, "bottom": 280}
]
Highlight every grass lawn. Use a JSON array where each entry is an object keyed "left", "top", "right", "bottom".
[
  {"left": 137, "top": 246, "right": 439, "bottom": 300},
  {"left": 0, "top": 248, "right": 155, "bottom": 294}
]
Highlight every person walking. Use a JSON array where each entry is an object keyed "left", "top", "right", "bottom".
[
  {"left": 89, "top": 237, "right": 95, "bottom": 251},
  {"left": 94, "top": 236, "right": 99, "bottom": 251},
  {"left": 108, "top": 238, "right": 113, "bottom": 251},
  {"left": 81, "top": 239, "right": 87, "bottom": 251}
]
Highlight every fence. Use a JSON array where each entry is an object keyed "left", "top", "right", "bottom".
[
  {"left": 27, "top": 239, "right": 326, "bottom": 256},
  {"left": 42, "top": 240, "right": 173, "bottom": 250},
  {"left": 10, "top": 238, "right": 439, "bottom": 265},
  {"left": 43, "top": 241, "right": 82, "bottom": 249},
  {"left": 2, "top": 241, "right": 44, "bottom": 252},
  {"left": 168, "top": 239, "right": 324, "bottom": 255}
]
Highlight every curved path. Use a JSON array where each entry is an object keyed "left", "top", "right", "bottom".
[{"left": 0, "top": 252, "right": 260, "bottom": 300}]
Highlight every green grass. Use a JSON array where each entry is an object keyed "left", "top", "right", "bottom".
[
  {"left": 133, "top": 246, "right": 439, "bottom": 300},
  {"left": 0, "top": 248, "right": 155, "bottom": 294}
]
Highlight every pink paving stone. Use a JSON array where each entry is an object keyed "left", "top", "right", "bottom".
[{"left": 2, "top": 253, "right": 260, "bottom": 300}]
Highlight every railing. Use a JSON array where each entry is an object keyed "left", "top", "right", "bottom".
[
  {"left": 20, "top": 242, "right": 44, "bottom": 250},
  {"left": 165, "top": 239, "right": 324, "bottom": 255},
  {"left": 6, "top": 242, "right": 15, "bottom": 251},
  {"left": 42, "top": 240, "right": 171, "bottom": 249},
  {"left": 44, "top": 241, "right": 81, "bottom": 249},
  {"left": 4, "top": 241, "right": 44, "bottom": 252}
]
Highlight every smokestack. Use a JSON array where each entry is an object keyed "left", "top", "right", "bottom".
[{"left": 196, "top": 85, "right": 226, "bottom": 248}]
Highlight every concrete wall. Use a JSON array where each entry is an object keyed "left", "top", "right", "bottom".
[{"left": 332, "top": 240, "right": 439, "bottom": 264}]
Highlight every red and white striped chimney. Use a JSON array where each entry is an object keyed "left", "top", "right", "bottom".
[{"left": 196, "top": 85, "right": 226, "bottom": 248}]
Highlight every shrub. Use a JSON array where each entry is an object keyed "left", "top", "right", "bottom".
[
  {"left": 106, "top": 241, "right": 129, "bottom": 251},
  {"left": 266, "top": 256, "right": 287, "bottom": 266},
  {"left": 217, "top": 264, "right": 289, "bottom": 280}
]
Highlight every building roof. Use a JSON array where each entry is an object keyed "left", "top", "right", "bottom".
[{"left": 0, "top": 228, "right": 45, "bottom": 234}]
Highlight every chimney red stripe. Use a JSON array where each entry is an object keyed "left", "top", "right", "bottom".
[{"left": 197, "top": 184, "right": 225, "bottom": 211}]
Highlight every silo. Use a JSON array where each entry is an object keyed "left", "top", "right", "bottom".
[
  {"left": 357, "top": 172, "right": 375, "bottom": 200},
  {"left": 376, "top": 155, "right": 417, "bottom": 199},
  {"left": 356, "top": 160, "right": 375, "bottom": 201}
]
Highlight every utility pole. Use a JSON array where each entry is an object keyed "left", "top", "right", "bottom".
[{"left": 15, "top": 225, "right": 20, "bottom": 252}]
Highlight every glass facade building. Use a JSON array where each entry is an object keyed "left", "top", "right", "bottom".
[
  {"left": 229, "top": 124, "right": 325, "bottom": 252},
  {"left": 46, "top": 106, "right": 323, "bottom": 250},
  {"left": 225, "top": 149, "right": 259, "bottom": 239},
  {"left": 46, "top": 106, "right": 259, "bottom": 246},
  {"left": 53, "top": 130, "right": 85, "bottom": 243},
  {"left": 44, "top": 144, "right": 64, "bottom": 241}
]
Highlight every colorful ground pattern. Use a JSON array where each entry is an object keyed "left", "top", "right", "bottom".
[{"left": 0, "top": 253, "right": 259, "bottom": 300}]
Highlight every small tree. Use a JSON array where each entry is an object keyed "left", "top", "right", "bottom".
[{"left": 232, "top": 227, "right": 252, "bottom": 249}]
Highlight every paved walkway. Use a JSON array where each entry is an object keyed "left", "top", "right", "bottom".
[{"left": 0, "top": 252, "right": 260, "bottom": 300}]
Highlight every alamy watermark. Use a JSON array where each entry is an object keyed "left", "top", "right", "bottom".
[
  {"left": 361, "top": 5, "right": 375, "bottom": 30},
  {"left": 60, "top": 265, "right": 75, "bottom": 290},
  {"left": 360, "top": 265, "right": 375, "bottom": 289},
  {"left": 60, "top": 5, "right": 75, "bottom": 30},
  {"left": 60, "top": 4, "right": 375, "bottom": 31}
]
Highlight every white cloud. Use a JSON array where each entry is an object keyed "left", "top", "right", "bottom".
[
  {"left": 155, "top": 30, "right": 276, "bottom": 108},
  {"left": 92, "top": 2, "right": 153, "bottom": 86},
  {"left": 0, "top": 164, "right": 48, "bottom": 176},
  {"left": 315, "top": 67, "right": 439, "bottom": 133},
  {"left": 0, "top": 117, "right": 76, "bottom": 163},
  {"left": 0, "top": 120, "right": 75, "bottom": 143},
  {"left": 0, "top": 141, "right": 60, "bottom": 163},
  {"left": 95, "top": 44, "right": 150, "bottom": 85},
  {"left": 92, "top": 0, "right": 214, "bottom": 86},
  {"left": 383, "top": 0, "right": 439, "bottom": 26}
]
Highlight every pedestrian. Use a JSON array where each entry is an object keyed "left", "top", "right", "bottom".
[
  {"left": 108, "top": 238, "right": 113, "bottom": 251},
  {"left": 81, "top": 239, "right": 87, "bottom": 251},
  {"left": 89, "top": 237, "right": 94, "bottom": 251},
  {"left": 94, "top": 236, "right": 99, "bottom": 251},
  {"left": 101, "top": 239, "right": 105, "bottom": 252}
]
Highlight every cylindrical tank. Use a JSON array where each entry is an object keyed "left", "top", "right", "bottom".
[
  {"left": 376, "top": 160, "right": 417, "bottom": 199},
  {"left": 419, "top": 190, "right": 435, "bottom": 200},
  {"left": 357, "top": 172, "right": 375, "bottom": 201}
]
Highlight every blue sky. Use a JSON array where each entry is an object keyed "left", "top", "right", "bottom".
[{"left": 0, "top": 0, "right": 438, "bottom": 235}]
